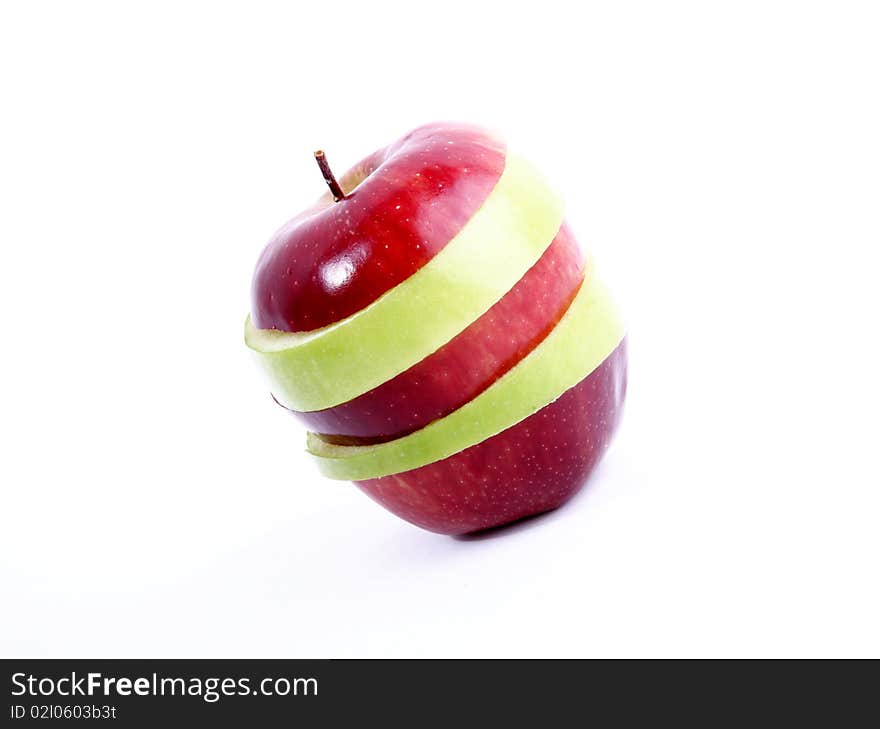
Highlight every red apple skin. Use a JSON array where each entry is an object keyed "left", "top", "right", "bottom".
[
  {"left": 353, "top": 339, "right": 628, "bottom": 535},
  {"left": 295, "top": 222, "right": 584, "bottom": 444},
  {"left": 251, "top": 123, "right": 505, "bottom": 332}
]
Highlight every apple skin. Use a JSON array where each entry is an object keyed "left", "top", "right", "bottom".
[
  {"left": 251, "top": 123, "right": 505, "bottom": 332},
  {"left": 294, "top": 222, "right": 585, "bottom": 443},
  {"left": 353, "top": 339, "right": 627, "bottom": 535}
]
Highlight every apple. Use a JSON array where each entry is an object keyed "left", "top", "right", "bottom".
[{"left": 246, "top": 122, "right": 627, "bottom": 535}]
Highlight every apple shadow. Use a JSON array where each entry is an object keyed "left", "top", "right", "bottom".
[{"left": 452, "top": 507, "right": 561, "bottom": 541}]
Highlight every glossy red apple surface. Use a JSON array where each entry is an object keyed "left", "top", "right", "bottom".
[
  {"left": 251, "top": 123, "right": 505, "bottom": 332},
  {"left": 296, "top": 222, "right": 585, "bottom": 443},
  {"left": 354, "top": 339, "right": 627, "bottom": 535}
]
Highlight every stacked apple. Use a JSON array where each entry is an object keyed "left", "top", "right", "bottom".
[{"left": 246, "top": 123, "right": 627, "bottom": 535}]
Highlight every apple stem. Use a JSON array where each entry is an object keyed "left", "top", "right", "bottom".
[{"left": 314, "top": 150, "right": 346, "bottom": 202}]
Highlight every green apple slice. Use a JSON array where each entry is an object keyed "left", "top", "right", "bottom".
[
  {"left": 306, "top": 271, "right": 624, "bottom": 480},
  {"left": 245, "top": 152, "right": 564, "bottom": 413}
]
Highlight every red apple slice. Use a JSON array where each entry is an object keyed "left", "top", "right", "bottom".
[{"left": 251, "top": 123, "right": 506, "bottom": 332}]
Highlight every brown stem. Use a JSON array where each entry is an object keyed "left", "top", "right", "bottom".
[{"left": 314, "top": 150, "right": 346, "bottom": 202}]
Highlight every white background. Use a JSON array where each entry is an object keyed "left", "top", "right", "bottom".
[{"left": 1, "top": 1, "right": 879, "bottom": 658}]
